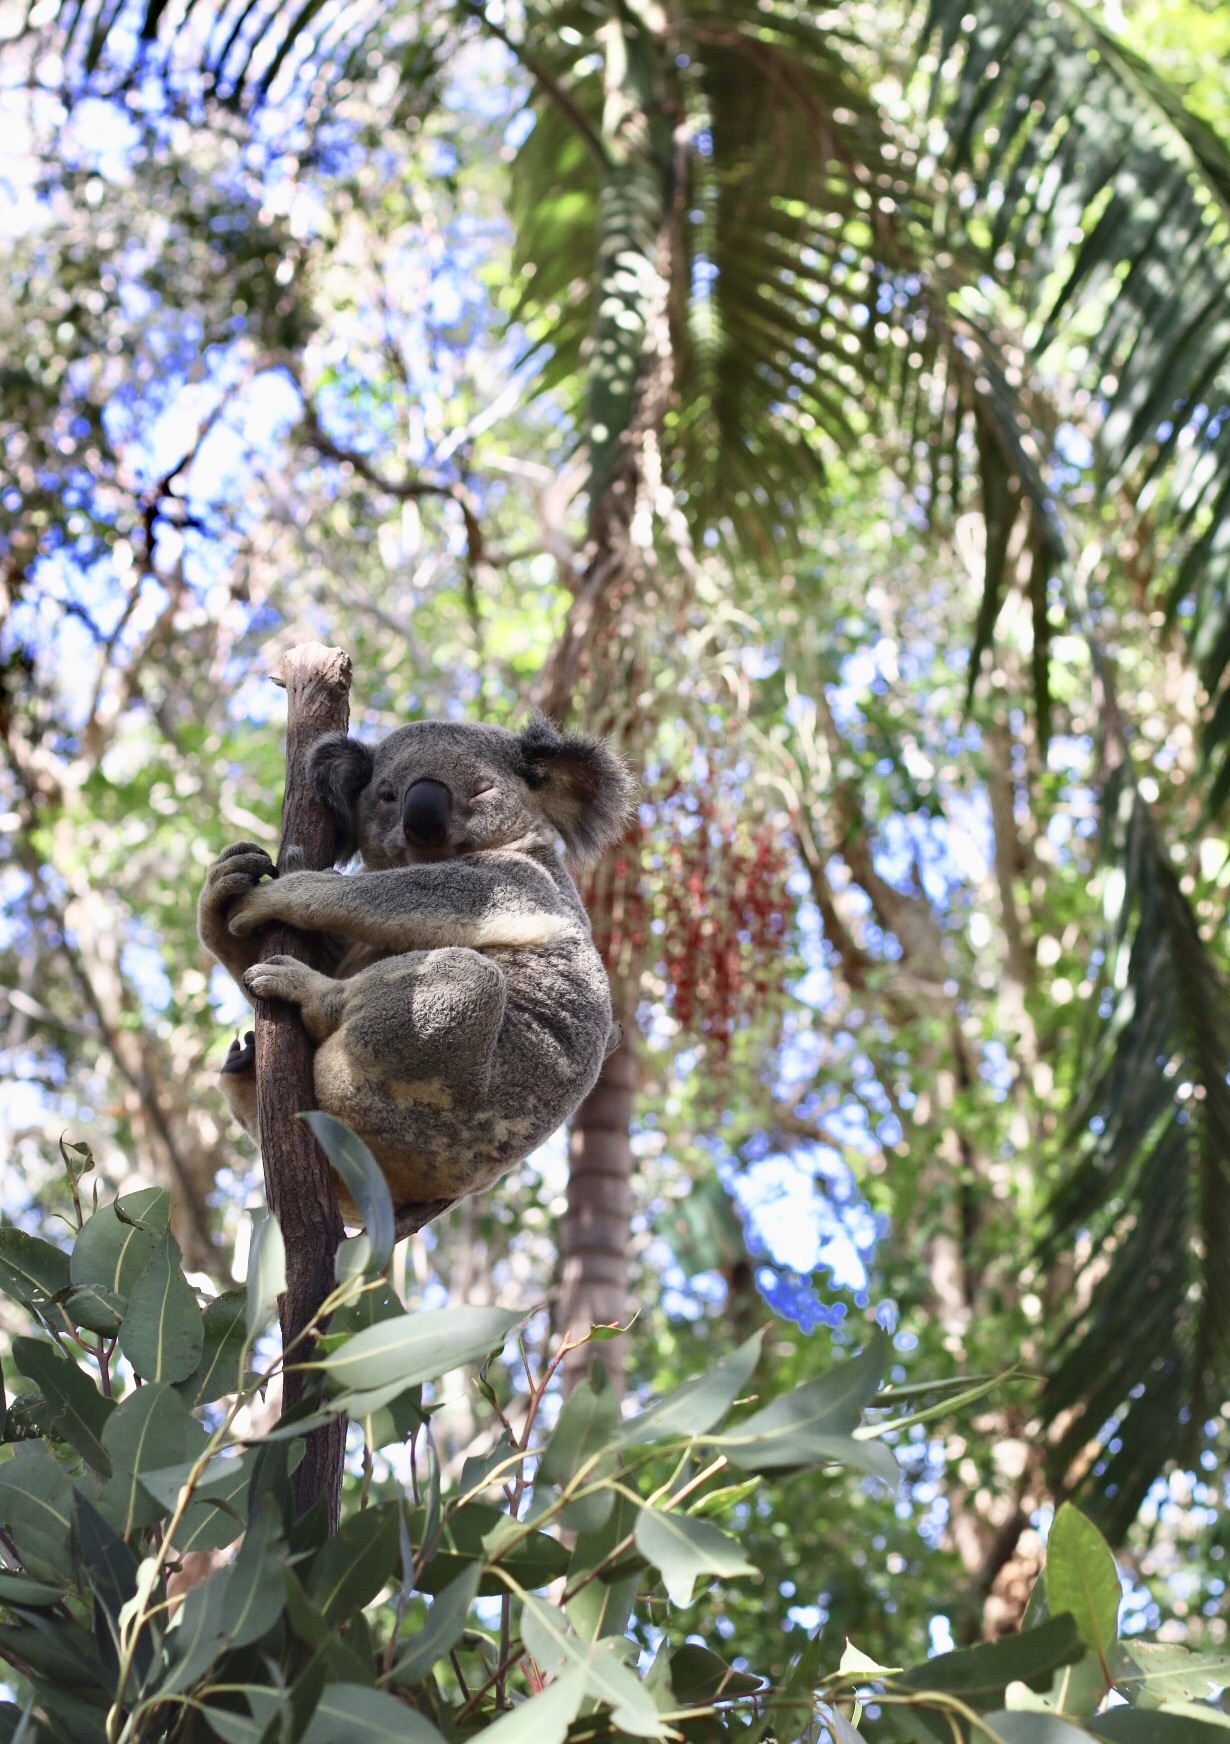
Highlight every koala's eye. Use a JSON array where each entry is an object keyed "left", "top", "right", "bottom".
[
  {"left": 377, "top": 787, "right": 397, "bottom": 804},
  {"left": 470, "top": 785, "right": 497, "bottom": 801}
]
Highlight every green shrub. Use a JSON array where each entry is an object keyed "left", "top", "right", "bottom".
[{"left": 0, "top": 1131, "right": 1224, "bottom": 1743}]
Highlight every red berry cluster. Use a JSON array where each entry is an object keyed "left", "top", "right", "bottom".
[
  {"left": 577, "top": 814, "right": 650, "bottom": 984},
  {"left": 659, "top": 796, "right": 793, "bottom": 1059},
  {"left": 577, "top": 775, "right": 794, "bottom": 1062}
]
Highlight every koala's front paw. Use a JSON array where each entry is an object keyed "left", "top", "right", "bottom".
[
  {"left": 243, "top": 954, "right": 315, "bottom": 1004},
  {"left": 202, "top": 842, "right": 277, "bottom": 918}
]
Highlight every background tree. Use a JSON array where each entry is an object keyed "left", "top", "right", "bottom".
[{"left": 4, "top": 0, "right": 1230, "bottom": 1659}]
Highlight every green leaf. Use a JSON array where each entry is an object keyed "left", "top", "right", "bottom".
[
  {"left": 468, "top": 1669, "right": 588, "bottom": 1744},
  {"left": 0, "top": 1609, "right": 108, "bottom": 1693},
  {"left": 307, "top": 1501, "right": 400, "bottom": 1624},
  {"left": 537, "top": 1366, "right": 618, "bottom": 1533},
  {"left": 178, "top": 1290, "right": 249, "bottom": 1406},
  {"left": 97, "top": 1381, "right": 209, "bottom": 1538},
  {"left": 202, "top": 1709, "right": 270, "bottom": 1744},
  {"left": 70, "top": 1189, "right": 170, "bottom": 1301},
  {"left": 0, "top": 1229, "right": 70, "bottom": 1308},
  {"left": 1045, "top": 1505, "right": 1121, "bottom": 1674},
  {"left": 1092, "top": 1714, "right": 1230, "bottom": 1740},
  {"left": 1045, "top": 1650, "right": 1111, "bottom": 1720},
  {"left": 64, "top": 1284, "right": 124, "bottom": 1337},
  {"left": 246, "top": 1211, "right": 286, "bottom": 1336},
  {"left": 316, "top": 1305, "right": 526, "bottom": 1394},
  {"left": 0, "top": 1442, "right": 75, "bottom": 1583},
  {"left": 11, "top": 1338, "right": 113, "bottom": 1475},
  {"left": 981, "top": 1718, "right": 1095, "bottom": 1742},
  {"left": 633, "top": 1506, "right": 754, "bottom": 1607},
  {"left": 713, "top": 1333, "right": 897, "bottom": 1481},
  {"left": 519, "top": 1596, "right": 671, "bottom": 1739},
  {"left": 388, "top": 1564, "right": 481, "bottom": 1686},
  {"left": 140, "top": 1448, "right": 254, "bottom": 1555},
  {"left": 302, "top": 1112, "right": 396, "bottom": 1275},
  {"left": 299, "top": 1684, "right": 445, "bottom": 1744},
  {"left": 116, "top": 1231, "right": 204, "bottom": 1384},
  {"left": 895, "top": 1616, "right": 1085, "bottom": 1709},
  {"left": 1114, "top": 1643, "right": 1230, "bottom": 1711},
  {"left": 413, "top": 1501, "right": 569, "bottom": 1598},
  {"left": 670, "top": 1644, "right": 764, "bottom": 1704},
  {"left": 0, "top": 1571, "right": 64, "bottom": 1607},
  {"left": 163, "top": 1496, "right": 286, "bottom": 1695},
  {"left": 617, "top": 1329, "right": 764, "bottom": 1445},
  {"left": 72, "top": 1492, "right": 146, "bottom": 1678}
]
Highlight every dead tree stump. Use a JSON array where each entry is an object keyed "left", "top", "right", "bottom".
[{"left": 254, "top": 641, "right": 352, "bottom": 1527}]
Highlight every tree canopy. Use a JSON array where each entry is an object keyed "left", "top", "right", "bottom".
[{"left": 2, "top": 0, "right": 1230, "bottom": 1702}]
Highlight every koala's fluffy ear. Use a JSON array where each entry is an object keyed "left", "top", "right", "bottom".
[
  {"left": 308, "top": 733, "right": 374, "bottom": 863},
  {"left": 518, "top": 712, "right": 633, "bottom": 867}
]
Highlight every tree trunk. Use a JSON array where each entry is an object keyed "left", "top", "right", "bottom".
[
  {"left": 558, "top": 1017, "right": 636, "bottom": 1394},
  {"left": 254, "top": 641, "right": 352, "bottom": 1527}
]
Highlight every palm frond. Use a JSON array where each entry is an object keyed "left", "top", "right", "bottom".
[
  {"left": 922, "top": 0, "right": 1230, "bottom": 796},
  {"left": 1040, "top": 767, "right": 1230, "bottom": 1541}
]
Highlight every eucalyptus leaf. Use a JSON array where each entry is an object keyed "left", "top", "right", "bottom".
[
  {"left": 0, "top": 1230, "right": 70, "bottom": 1309},
  {"left": 178, "top": 1290, "right": 249, "bottom": 1406},
  {"left": 617, "top": 1329, "right": 764, "bottom": 1445},
  {"left": 388, "top": 1564, "right": 481, "bottom": 1686},
  {"left": 246, "top": 1211, "right": 286, "bottom": 1336},
  {"left": 72, "top": 1492, "right": 146, "bottom": 1678},
  {"left": 163, "top": 1496, "right": 286, "bottom": 1695},
  {"left": 70, "top": 1189, "right": 171, "bottom": 1302},
  {"left": 979, "top": 1719, "right": 1092, "bottom": 1742},
  {"left": 412, "top": 1501, "right": 568, "bottom": 1597},
  {"left": 633, "top": 1506, "right": 755, "bottom": 1607},
  {"left": 316, "top": 1305, "right": 525, "bottom": 1393},
  {"left": 1045, "top": 1505, "right": 1121, "bottom": 1671},
  {"left": 670, "top": 1644, "right": 764, "bottom": 1703},
  {"left": 116, "top": 1231, "right": 204, "bottom": 1384},
  {"left": 11, "top": 1337, "right": 113, "bottom": 1475},
  {"left": 713, "top": 1333, "right": 896, "bottom": 1481},
  {"left": 307, "top": 1500, "right": 400, "bottom": 1623},
  {"left": 0, "top": 1441, "right": 75, "bottom": 1583},
  {"left": 468, "top": 1668, "right": 588, "bottom": 1744},
  {"left": 299, "top": 1683, "right": 446, "bottom": 1744},
  {"left": 519, "top": 1597, "right": 671, "bottom": 1739},
  {"left": 537, "top": 1365, "right": 618, "bottom": 1533},
  {"left": 1114, "top": 1643, "right": 1230, "bottom": 1710},
  {"left": 894, "top": 1616, "right": 1084, "bottom": 1709},
  {"left": 1092, "top": 1715, "right": 1230, "bottom": 1741},
  {"left": 98, "top": 1381, "right": 209, "bottom": 1538},
  {"left": 301, "top": 1112, "right": 396, "bottom": 1275},
  {"left": 0, "top": 1572, "right": 64, "bottom": 1608},
  {"left": 64, "top": 1284, "right": 124, "bottom": 1337}
]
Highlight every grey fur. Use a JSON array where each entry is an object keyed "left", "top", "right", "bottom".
[{"left": 197, "top": 717, "right": 632, "bottom": 1223}]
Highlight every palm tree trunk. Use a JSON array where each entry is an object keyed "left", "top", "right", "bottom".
[
  {"left": 534, "top": 2, "right": 683, "bottom": 1393},
  {"left": 558, "top": 1010, "right": 637, "bottom": 1393}
]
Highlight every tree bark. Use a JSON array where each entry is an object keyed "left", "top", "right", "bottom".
[
  {"left": 558, "top": 1019, "right": 636, "bottom": 1394},
  {"left": 254, "top": 641, "right": 352, "bottom": 1528}
]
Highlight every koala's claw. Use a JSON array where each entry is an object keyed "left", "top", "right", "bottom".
[{"left": 221, "top": 1030, "right": 255, "bottom": 1075}]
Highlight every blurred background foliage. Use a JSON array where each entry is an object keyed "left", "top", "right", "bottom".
[{"left": 3, "top": 0, "right": 1230, "bottom": 1679}]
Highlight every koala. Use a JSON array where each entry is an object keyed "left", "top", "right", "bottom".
[{"left": 197, "top": 714, "right": 631, "bottom": 1226}]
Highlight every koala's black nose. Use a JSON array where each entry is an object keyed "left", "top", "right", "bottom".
[{"left": 403, "top": 779, "right": 453, "bottom": 850}]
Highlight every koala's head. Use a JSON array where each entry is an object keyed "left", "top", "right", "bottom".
[{"left": 308, "top": 713, "right": 632, "bottom": 872}]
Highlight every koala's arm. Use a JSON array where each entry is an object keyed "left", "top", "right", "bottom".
[{"left": 226, "top": 855, "right": 579, "bottom": 956}]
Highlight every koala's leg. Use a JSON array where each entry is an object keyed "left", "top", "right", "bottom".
[
  {"left": 219, "top": 1031, "right": 259, "bottom": 1141},
  {"left": 313, "top": 948, "right": 507, "bottom": 1142},
  {"left": 241, "top": 955, "right": 347, "bottom": 1043}
]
